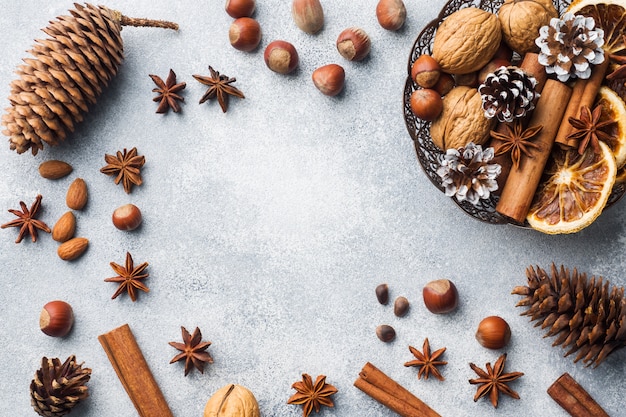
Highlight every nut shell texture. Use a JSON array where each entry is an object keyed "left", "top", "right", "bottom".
[
  {"left": 292, "top": 0, "right": 324, "bottom": 34},
  {"left": 40, "top": 300, "right": 74, "bottom": 337},
  {"left": 475, "top": 316, "right": 511, "bottom": 349},
  {"left": 432, "top": 8, "right": 501, "bottom": 74},
  {"left": 376, "top": 0, "right": 407, "bottom": 31},
  {"left": 422, "top": 279, "right": 458, "bottom": 313},
  {"left": 498, "top": 0, "right": 557, "bottom": 54},
  {"left": 312, "top": 64, "right": 345, "bottom": 96},
  {"left": 264, "top": 40, "right": 299, "bottom": 74},
  {"left": 229, "top": 18, "right": 262, "bottom": 52},
  {"left": 112, "top": 204, "right": 142, "bottom": 231},
  {"left": 225, "top": 0, "right": 256, "bottom": 18},
  {"left": 336, "top": 28, "right": 370, "bottom": 61},
  {"left": 430, "top": 86, "right": 495, "bottom": 150},
  {"left": 204, "top": 384, "right": 260, "bottom": 417}
]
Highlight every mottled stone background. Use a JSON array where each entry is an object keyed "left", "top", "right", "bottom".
[{"left": 0, "top": 1, "right": 625, "bottom": 416}]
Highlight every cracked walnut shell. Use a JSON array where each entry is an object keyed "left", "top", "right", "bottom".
[
  {"left": 498, "top": 0, "right": 558, "bottom": 55},
  {"left": 430, "top": 86, "right": 495, "bottom": 151},
  {"left": 431, "top": 8, "right": 501, "bottom": 74}
]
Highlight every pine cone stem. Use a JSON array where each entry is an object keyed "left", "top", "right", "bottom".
[{"left": 119, "top": 15, "right": 179, "bottom": 30}]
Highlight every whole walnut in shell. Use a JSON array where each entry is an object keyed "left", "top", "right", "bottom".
[
  {"left": 498, "top": 0, "right": 558, "bottom": 54},
  {"left": 430, "top": 86, "right": 495, "bottom": 151},
  {"left": 204, "top": 384, "right": 260, "bottom": 417},
  {"left": 432, "top": 8, "right": 501, "bottom": 74}
]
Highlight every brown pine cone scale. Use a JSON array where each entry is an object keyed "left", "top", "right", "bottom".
[{"left": 512, "top": 263, "right": 626, "bottom": 367}]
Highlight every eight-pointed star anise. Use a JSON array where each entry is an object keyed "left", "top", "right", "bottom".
[
  {"left": 287, "top": 373, "right": 338, "bottom": 417},
  {"left": 169, "top": 326, "right": 213, "bottom": 376},
  {"left": 404, "top": 338, "right": 447, "bottom": 381},
  {"left": 104, "top": 252, "right": 149, "bottom": 301},
  {"left": 149, "top": 69, "right": 186, "bottom": 114},
  {"left": 193, "top": 66, "right": 245, "bottom": 113},
  {"left": 567, "top": 104, "right": 616, "bottom": 155},
  {"left": 100, "top": 147, "right": 146, "bottom": 194},
  {"left": 469, "top": 353, "right": 524, "bottom": 408},
  {"left": 490, "top": 120, "right": 543, "bottom": 170},
  {"left": 607, "top": 36, "right": 626, "bottom": 81},
  {"left": 1, "top": 194, "right": 50, "bottom": 243}
]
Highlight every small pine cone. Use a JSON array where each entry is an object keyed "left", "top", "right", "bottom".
[
  {"left": 30, "top": 355, "right": 91, "bottom": 416},
  {"left": 436, "top": 142, "right": 501, "bottom": 205},
  {"left": 536, "top": 12, "right": 605, "bottom": 82},
  {"left": 512, "top": 264, "right": 626, "bottom": 367},
  {"left": 478, "top": 66, "right": 539, "bottom": 123}
]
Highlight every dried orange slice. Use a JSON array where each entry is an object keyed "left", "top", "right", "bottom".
[
  {"left": 527, "top": 141, "right": 617, "bottom": 234},
  {"left": 596, "top": 86, "right": 626, "bottom": 168},
  {"left": 567, "top": 0, "right": 626, "bottom": 55}
]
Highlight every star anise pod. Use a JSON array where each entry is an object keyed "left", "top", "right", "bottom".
[
  {"left": 168, "top": 326, "right": 213, "bottom": 376},
  {"left": 567, "top": 104, "right": 616, "bottom": 155},
  {"left": 287, "top": 373, "right": 338, "bottom": 417},
  {"left": 1, "top": 194, "right": 50, "bottom": 243},
  {"left": 404, "top": 338, "right": 447, "bottom": 381},
  {"left": 193, "top": 66, "right": 245, "bottom": 113},
  {"left": 149, "top": 69, "right": 186, "bottom": 114},
  {"left": 490, "top": 121, "right": 543, "bottom": 170},
  {"left": 104, "top": 252, "right": 149, "bottom": 301},
  {"left": 100, "top": 147, "right": 145, "bottom": 194},
  {"left": 469, "top": 353, "right": 524, "bottom": 408}
]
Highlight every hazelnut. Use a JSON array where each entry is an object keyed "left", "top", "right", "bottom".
[
  {"left": 477, "top": 58, "right": 511, "bottom": 84},
  {"left": 422, "top": 279, "right": 458, "bottom": 314},
  {"left": 376, "top": 324, "right": 396, "bottom": 343},
  {"left": 336, "top": 27, "right": 370, "bottom": 62},
  {"left": 264, "top": 40, "right": 299, "bottom": 74},
  {"left": 40, "top": 300, "right": 74, "bottom": 337},
  {"left": 475, "top": 316, "right": 511, "bottom": 349},
  {"left": 375, "top": 283, "right": 389, "bottom": 305},
  {"left": 376, "top": 0, "right": 407, "bottom": 31},
  {"left": 432, "top": 73, "right": 455, "bottom": 96},
  {"left": 312, "top": 64, "right": 345, "bottom": 96},
  {"left": 112, "top": 204, "right": 142, "bottom": 231},
  {"left": 409, "top": 89, "right": 443, "bottom": 121},
  {"left": 292, "top": 0, "right": 324, "bottom": 34},
  {"left": 393, "top": 296, "right": 410, "bottom": 317},
  {"left": 229, "top": 17, "right": 262, "bottom": 52},
  {"left": 411, "top": 54, "right": 441, "bottom": 89},
  {"left": 225, "top": 0, "right": 256, "bottom": 18}
]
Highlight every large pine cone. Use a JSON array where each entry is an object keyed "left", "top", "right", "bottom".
[
  {"left": 30, "top": 356, "right": 91, "bottom": 417},
  {"left": 478, "top": 66, "right": 539, "bottom": 123},
  {"left": 512, "top": 264, "right": 626, "bottom": 367},
  {"left": 2, "top": 3, "right": 124, "bottom": 155}
]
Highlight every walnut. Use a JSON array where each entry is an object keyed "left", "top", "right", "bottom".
[
  {"left": 498, "top": 0, "right": 558, "bottom": 55},
  {"left": 204, "top": 384, "right": 260, "bottom": 417},
  {"left": 430, "top": 86, "right": 495, "bottom": 150},
  {"left": 432, "top": 8, "right": 501, "bottom": 74}
]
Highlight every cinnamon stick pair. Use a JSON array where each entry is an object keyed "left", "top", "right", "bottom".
[
  {"left": 354, "top": 362, "right": 441, "bottom": 417},
  {"left": 547, "top": 373, "right": 609, "bottom": 417}
]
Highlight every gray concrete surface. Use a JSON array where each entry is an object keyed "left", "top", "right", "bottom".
[{"left": 1, "top": 1, "right": 625, "bottom": 416}]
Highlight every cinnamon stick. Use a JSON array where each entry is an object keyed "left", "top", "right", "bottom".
[
  {"left": 554, "top": 59, "right": 610, "bottom": 148},
  {"left": 496, "top": 79, "right": 572, "bottom": 223},
  {"left": 547, "top": 373, "right": 609, "bottom": 417},
  {"left": 354, "top": 362, "right": 441, "bottom": 417},
  {"left": 492, "top": 52, "right": 547, "bottom": 192},
  {"left": 98, "top": 324, "right": 174, "bottom": 417}
]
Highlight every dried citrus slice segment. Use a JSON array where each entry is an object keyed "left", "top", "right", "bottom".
[
  {"left": 567, "top": 0, "right": 626, "bottom": 55},
  {"left": 596, "top": 86, "right": 626, "bottom": 168},
  {"left": 527, "top": 141, "right": 617, "bottom": 234}
]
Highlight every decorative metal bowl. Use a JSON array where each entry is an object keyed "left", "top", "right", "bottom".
[{"left": 403, "top": 0, "right": 626, "bottom": 226}]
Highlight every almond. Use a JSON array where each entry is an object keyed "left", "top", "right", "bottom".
[
  {"left": 38, "top": 160, "right": 73, "bottom": 180},
  {"left": 57, "top": 237, "right": 89, "bottom": 261},
  {"left": 66, "top": 178, "right": 88, "bottom": 210},
  {"left": 52, "top": 211, "right": 76, "bottom": 242}
]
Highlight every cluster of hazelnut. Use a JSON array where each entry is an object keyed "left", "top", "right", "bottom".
[
  {"left": 374, "top": 278, "right": 513, "bottom": 350},
  {"left": 226, "top": 0, "right": 407, "bottom": 96}
]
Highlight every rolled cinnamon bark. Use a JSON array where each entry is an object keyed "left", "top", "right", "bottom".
[
  {"left": 547, "top": 373, "right": 609, "bottom": 417},
  {"left": 496, "top": 79, "right": 572, "bottom": 223},
  {"left": 554, "top": 59, "right": 610, "bottom": 149}
]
